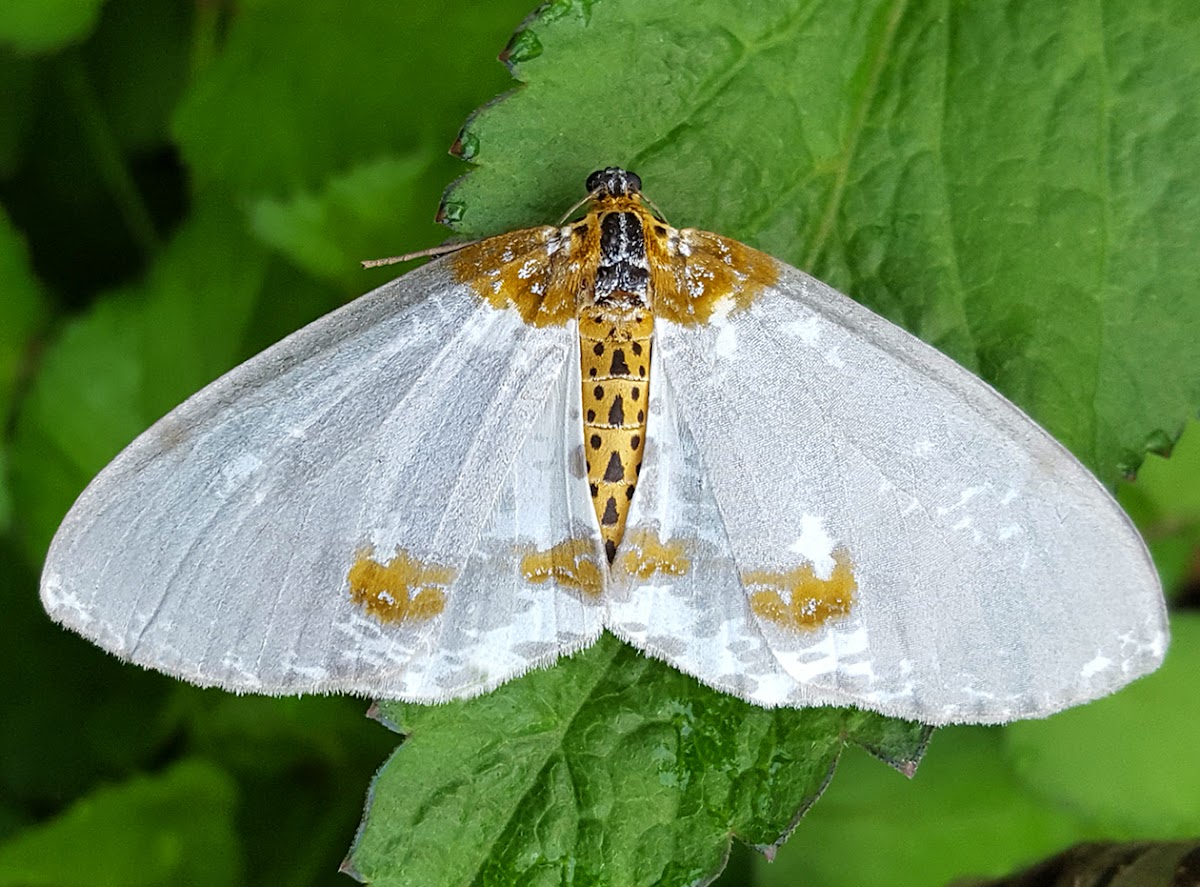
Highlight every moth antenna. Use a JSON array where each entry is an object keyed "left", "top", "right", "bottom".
[
  {"left": 556, "top": 189, "right": 601, "bottom": 225},
  {"left": 360, "top": 239, "right": 483, "bottom": 268},
  {"left": 638, "top": 193, "right": 670, "bottom": 226}
]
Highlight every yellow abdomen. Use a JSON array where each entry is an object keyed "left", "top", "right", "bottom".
[{"left": 578, "top": 309, "right": 653, "bottom": 563}]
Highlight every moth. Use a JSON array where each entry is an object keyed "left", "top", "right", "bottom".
[{"left": 41, "top": 168, "right": 1168, "bottom": 725}]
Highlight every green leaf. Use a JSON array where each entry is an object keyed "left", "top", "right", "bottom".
[
  {"left": 1004, "top": 613, "right": 1200, "bottom": 837},
  {"left": 171, "top": 0, "right": 540, "bottom": 286},
  {"left": 761, "top": 726, "right": 1099, "bottom": 887},
  {"left": 0, "top": 760, "right": 241, "bottom": 887},
  {"left": 81, "top": 0, "right": 192, "bottom": 153},
  {"left": 447, "top": 0, "right": 1200, "bottom": 484},
  {"left": 172, "top": 0, "right": 533, "bottom": 197},
  {"left": 0, "top": 0, "right": 105, "bottom": 53},
  {"left": 0, "top": 52, "right": 37, "bottom": 177},
  {"left": 0, "top": 206, "right": 44, "bottom": 530},
  {"left": 1120, "top": 419, "right": 1200, "bottom": 599},
  {"left": 249, "top": 153, "right": 446, "bottom": 288},
  {"left": 176, "top": 690, "right": 398, "bottom": 887},
  {"left": 349, "top": 634, "right": 928, "bottom": 885},
  {"left": 0, "top": 535, "right": 176, "bottom": 810}
]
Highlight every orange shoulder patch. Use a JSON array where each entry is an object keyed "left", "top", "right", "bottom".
[
  {"left": 449, "top": 225, "right": 595, "bottom": 327},
  {"left": 646, "top": 227, "right": 779, "bottom": 325}
]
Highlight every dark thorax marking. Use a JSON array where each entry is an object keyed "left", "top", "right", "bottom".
[{"left": 595, "top": 212, "right": 650, "bottom": 308}]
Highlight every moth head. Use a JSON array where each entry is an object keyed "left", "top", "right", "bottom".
[{"left": 586, "top": 167, "right": 642, "bottom": 199}]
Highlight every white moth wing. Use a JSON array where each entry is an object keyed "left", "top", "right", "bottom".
[
  {"left": 653, "top": 260, "right": 1168, "bottom": 725},
  {"left": 410, "top": 333, "right": 606, "bottom": 699},
  {"left": 41, "top": 258, "right": 603, "bottom": 700},
  {"left": 607, "top": 365, "right": 866, "bottom": 710}
]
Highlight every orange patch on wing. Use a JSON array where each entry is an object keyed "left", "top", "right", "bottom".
[
  {"left": 521, "top": 537, "right": 604, "bottom": 597},
  {"left": 617, "top": 530, "right": 692, "bottom": 580},
  {"left": 348, "top": 547, "right": 454, "bottom": 624},
  {"left": 647, "top": 227, "right": 779, "bottom": 325},
  {"left": 449, "top": 225, "right": 590, "bottom": 327},
  {"left": 744, "top": 548, "right": 857, "bottom": 631}
]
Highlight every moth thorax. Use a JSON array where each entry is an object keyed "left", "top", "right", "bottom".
[
  {"left": 578, "top": 308, "right": 653, "bottom": 563},
  {"left": 593, "top": 211, "right": 650, "bottom": 308}
]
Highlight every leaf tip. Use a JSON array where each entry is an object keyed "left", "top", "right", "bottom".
[{"left": 499, "top": 26, "right": 543, "bottom": 67}]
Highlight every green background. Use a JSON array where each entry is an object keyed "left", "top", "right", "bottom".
[{"left": 1, "top": 1, "right": 1197, "bottom": 885}]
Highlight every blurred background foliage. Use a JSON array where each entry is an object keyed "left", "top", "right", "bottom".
[{"left": 0, "top": 1, "right": 1197, "bottom": 885}]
